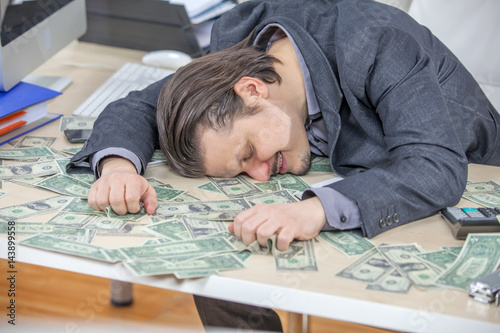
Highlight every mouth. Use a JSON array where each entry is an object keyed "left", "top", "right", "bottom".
[{"left": 278, "top": 151, "right": 287, "bottom": 174}]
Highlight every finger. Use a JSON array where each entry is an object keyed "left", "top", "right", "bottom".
[
  {"left": 233, "top": 206, "right": 259, "bottom": 238},
  {"left": 94, "top": 182, "right": 113, "bottom": 211},
  {"left": 123, "top": 181, "right": 142, "bottom": 214},
  {"left": 240, "top": 216, "right": 269, "bottom": 245},
  {"left": 108, "top": 182, "right": 128, "bottom": 215},
  {"left": 255, "top": 221, "right": 280, "bottom": 248},
  {"left": 88, "top": 182, "right": 99, "bottom": 211},
  {"left": 141, "top": 185, "right": 158, "bottom": 215},
  {"left": 276, "top": 230, "right": 295, "bottom": 251},
  {"left": 227, "top": 223, "right": 234, "bottom": 233}
]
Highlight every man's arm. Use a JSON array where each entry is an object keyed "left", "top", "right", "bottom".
[
  {"left": 67, "top": 76, "right": 171, "bottom": 215},
  {"left": 68, "top": 75, "right": 171, "bottom": 175}
]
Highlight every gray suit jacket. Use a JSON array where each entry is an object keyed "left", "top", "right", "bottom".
[{"left": 70, "top": 0, "right": 500, "bottom": 238}]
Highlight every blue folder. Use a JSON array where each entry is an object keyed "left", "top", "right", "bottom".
[{"left": 0, "top": 82, "right": 62, "bottom": 118}]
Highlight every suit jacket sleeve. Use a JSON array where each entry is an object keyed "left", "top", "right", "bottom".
[
  {"left": 67, "top": 75, "right": 171, "bottom": 174},
  {"left": 326, "top": 26, "right": 468, "bottom": 238}
]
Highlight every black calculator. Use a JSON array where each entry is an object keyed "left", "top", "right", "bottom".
[{"left": 440, "top": 207, "right": 500, "bottom": 239}]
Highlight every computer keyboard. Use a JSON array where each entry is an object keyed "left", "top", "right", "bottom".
[{"left": 72, "top": 63, "right": 174, "bottom": 117}]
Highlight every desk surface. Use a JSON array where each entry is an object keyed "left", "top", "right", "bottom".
[{"left": 1, "top": 41, "right": 499, "bottom": 333}]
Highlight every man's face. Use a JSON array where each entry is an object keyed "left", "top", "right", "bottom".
[{"left": 201, "top": 102, "right": 311, "bottom": 181}]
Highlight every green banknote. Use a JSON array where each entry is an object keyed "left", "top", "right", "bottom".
[
  {"left": 415, "top": 250, "right": 458, "bottom": 270},
  {"left": 118, "top": 236, "right": 237, "bottom": 260},
  {"left": 124, "top": 253, "right": 245, "bottom": 277},
  {"left": 154, "top": 198, "right": 251, "bottom": 217},
  {"left": 245, "top": 190, "right": 299, "bottom": 205},
  {"left": 336, "top": 248, "right": 394, "bottom": 283},
  {"left": 208, "top": 175, "right": 263, "bottom": 197},
  {"left": 366, "top": 269, "right": 412, "bottom": 294},
  {"left": 434, "top": 233, "right": 500, "bottom": 290},
  {"left": 378, "top": 244, "right": 441, "bottom": 289},
  {"left": 320, "top": 231, "right": 375, "bottom": 256},
  {"left": 20, "top": 234, "right": 114, "bottom": 262},
  {"left": 0, "top": 196, "right": 73, "bottom": 221},
  {"left": 0, "top": 160, "right": 59, "bottom": 180},
  {"left": 0, "top": 146, "right": 55, "bottom": 160},
  {"left": 142, "top": 218, "right": 191, "bottom": 241},
  {"left": 34, "top": 174, "right": 91, "bottom": 198}
]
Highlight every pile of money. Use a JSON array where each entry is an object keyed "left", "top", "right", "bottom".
[
  {"left": 3, "top": 139, "right": 499, "bottom": 293},
  {"left": 1, "top": 140, "right": 322, "bottom": 277},
  {"left": 335, "top": 234, "right": 500, "bottom": 294}
]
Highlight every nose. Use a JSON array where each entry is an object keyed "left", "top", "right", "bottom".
[{"left": 244, "top": 159, "right": 272, "bottom": 182}]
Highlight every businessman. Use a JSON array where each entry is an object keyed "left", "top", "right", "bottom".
[{"left": 69, "top": 0, "right": 500, "bottom": 331}]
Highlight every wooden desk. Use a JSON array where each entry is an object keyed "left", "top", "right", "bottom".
[{"left": 1, "top": 41, "right": 499, "bottom": 332}]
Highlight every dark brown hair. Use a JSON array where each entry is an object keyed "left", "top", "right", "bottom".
[{"left": 157, "top": 40, "right": 282, "bottom": 177}]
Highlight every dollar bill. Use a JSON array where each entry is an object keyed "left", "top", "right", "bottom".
[
  {"left": 0, "top": 160, "right": 59, "bottom": 180},
  {"left": 169, "top": 193, "right": 201, "bottom": 203},
  {"left": 187, "top": 211, "right": 240, "bottom": 221},
  {"left": 34, "top": 174, "right": 91, "bottom": 198},
  {"left": 151, "top": 185, "right": 186, "bottom": 201},
  {"left": 208, "top": 175, "right": 263, "bottom": 197},
  {"left": 142, "top": 218, "right": 191, "bottom": 241},
  {"left": 38, "top": 147, "right": 69, "bottom": 162},
  {"left": 269, "top": 174, "right": 311, "bottom": 192},
  {"left": 378, "top": 244, "right": 441, "bottom": 289},
  {"left": 275, "top": 240, "right": 318, "bottom": 271},
  {"left": 59, "top": 197, "right": 105, "bottom": 216},
  {"left": 462, "top": 192, "right": 500, "bottom": 208},
  {"left": 124, "top": 253, "right": 245, "bottom": 277},
  {"left": 320, "top": 231, "right": 375, "bottom": 256},
  {"left": 441, "top": 246, "right": 463, "bottom": 256},
  {"left": 246, "top": 190, "right": 299, "bottom": 205},
  {"left": 174, "top": 270, "right": 220, "bottom": 279},
  {"left": 0, "top": 196, "right": 72, "bottom": 221},
  {"left": 463, "top": 181, "right": 500, "bottom": 194},
  {"left": 336, "top": 248, "right": 394, "bottom": 283},
  {"left": 254, "top": 180, "right": 282, "bottom": 193},
  {"left": 183, "top": 218, "right": 228, "bottom": 238},
  {"left": 9, "top": 223, "right": 98, "bottom": 244},
  {"left": 59, "top": 117, "right": 95, "bottom": 131},
  {"left": 0, "top": 191, "right": 6, "bottom": 199},
  {"left": 434, "top": 233, "right": 500, "bottom": 290},
  {"left": 100, "top": 248, "right": 129, "bottom": 262},
  {"left": 146, "top": 177, "right": 172, "bottom": 188},
  {"left": 154, "top": 198, "right": 251, "bottom": 217},
  {"left": 415, "top": 250, "right": 458, "bottom": 270},
  {"left": 14, "top": 136, "right": 56, "bottom": 148},
  {"left": 20, "top": 234, "right": 114, "bottom": 262},
  {"left": 309, "top": 157, "right": 333, "bottom": 173},
  {"left": 197, "top": 182, "right": 222, "bottom": 194},
  {"left": 105, "top": 206, "right": 148, "bottom": 221},
  {"left": 366, "top": 269, "right": 412, "bottom": 294},
  {"left": 0, "top": 146, "right": 55, "bottom": 160},
  {"left": 118, "top": 236, "right": 237, "bottom": 260},
  {"left": 60, "top": 147, "right": 84, "bottom": 155},
  {"left": 97, "top": 223, "right": 153, "bottom": 238},
  {"left": 150, "top": 149, "right": 167, "bottom": 163},
  {"left": 8, "top": 176, "right": 46, "bottom": 188},
  {"left": 46, "top": 212, "right": 96, "bottom": 228},
  {"left": 83, "top": 217, "right": 128, "bottom": 232}
]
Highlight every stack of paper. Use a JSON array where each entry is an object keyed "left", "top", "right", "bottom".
[{"left": 0, "top": 82, "right": 62, "bottom": 145}]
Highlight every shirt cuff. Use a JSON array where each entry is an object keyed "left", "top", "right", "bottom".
[
  {"left": 302, "top": 187, "right": 362, "bottom": 231},
  {"left": 91, "top": 148, "right": 142, "bottom": 177}
]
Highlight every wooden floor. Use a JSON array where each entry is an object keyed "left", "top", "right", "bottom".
[{"left": 0, "top": 260, "right": 394, "bottom": 332}]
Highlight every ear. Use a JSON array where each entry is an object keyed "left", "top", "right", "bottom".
[{"left": 233, "top": 77, "right": 270, "bottom": 103}]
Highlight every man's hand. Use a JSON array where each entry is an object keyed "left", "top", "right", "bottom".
[
  {"left": 88, "top": 156, "right": 158, "bottom": 215},
  {"left": 228, "top": 197, "right": 326, "bottom": 251}
]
